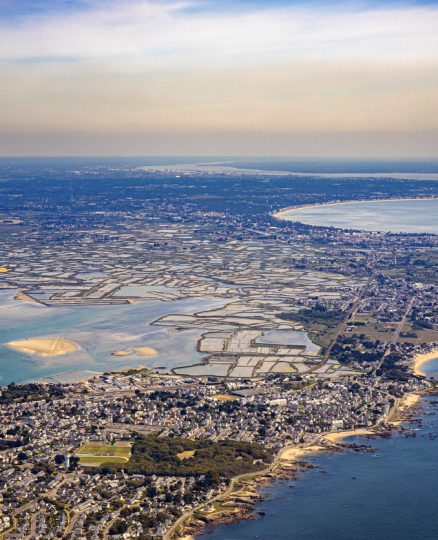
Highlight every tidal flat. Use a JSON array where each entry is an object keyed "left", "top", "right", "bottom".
[{"left": 0, "top": 290, "right": 225, "bottom": 384}]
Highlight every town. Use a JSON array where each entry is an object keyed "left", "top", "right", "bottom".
[{"left": 0, "top": 162, "right": 437, "bottom": 538}]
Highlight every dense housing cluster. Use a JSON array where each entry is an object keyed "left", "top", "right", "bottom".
[{"left": 0, "top": 161, "right": 437, "bottom": 538}]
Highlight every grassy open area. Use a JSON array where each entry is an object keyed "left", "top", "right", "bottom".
[
  {"left": 177, "top": 450, "right": 196, "bottom": 460},
  {"left": 77, "top": 455, "right": 129, "bottom": 465},
  {"left": 348, "top": 319, "right": 438, "bottom": 345},
  {"left": 76, "top": 441, "right": 132, "bottom": 466},
  {"left": 212, "top": 394, "right": 238, "bottom": 401}
]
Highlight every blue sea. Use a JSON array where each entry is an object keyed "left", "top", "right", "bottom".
[
  {"left": 278, "top": 199, "right": 438, "bottom": 234},
  {"left": 197, "top": 368, "right": 438, "bottom": 540}
]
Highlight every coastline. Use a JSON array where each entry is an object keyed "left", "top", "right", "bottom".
[
  {"left": 413, "top": 349, "right": 438, "bottom": 376},
  {"left": 323, "top": 428, "right": 374, "bottom": 443},
  {"left": 272, "top": 196, "right": 437, "bottom": 221},
  {"left": 169, "top": 387, "right": 425, "bottom": 540}
]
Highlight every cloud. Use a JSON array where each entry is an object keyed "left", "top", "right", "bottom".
[
  {"left": 1, "top": 1, "right": 438, "bottom": 66},
  {"left": 1, "top": 0, "right": 438, "bottom": 156}
]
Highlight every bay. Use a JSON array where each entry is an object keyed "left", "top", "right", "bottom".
[{"left": 278, "top": 199, "right": 438, "bottom": 234}]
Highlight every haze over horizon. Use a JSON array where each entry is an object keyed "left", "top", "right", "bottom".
[{"left": 1, "top": 0, "right": 438, "bottom": 157}]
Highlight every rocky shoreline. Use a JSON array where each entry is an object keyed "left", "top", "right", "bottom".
[
  {"left": 176, "top": 459, "right": 321, "bottom": 539},
  {"left": 171, "top": 390, "right": 426, "bottom": 540}
]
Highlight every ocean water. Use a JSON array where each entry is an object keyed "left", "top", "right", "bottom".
[
  {"left": 197, "top": 365, "right": 438, "bottom": 540},
  {"left": 422, "top": 356, "right": 438, "bottom": 380},
  {"left": 0, "top": 290, "right": 225, "bottom": 385},
  {"left": 278, "top": 199, "right": 438, "bottom": 234}
]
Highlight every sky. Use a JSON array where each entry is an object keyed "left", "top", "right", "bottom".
[{"left": 1, "top": 0, "right": 438, "bottom": 157}]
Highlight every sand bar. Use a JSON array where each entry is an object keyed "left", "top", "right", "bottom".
[
  {"left": 112, "top": 346, "right": 158, "bottom": 358},
  {"left": 413, "top": 350, "right": 438, "bottom": 376},
  {"left": 7, "top": 336, "right": 80, "bottom": 357},
  {"left": 7, "top": 337, "right": 80, "bottom": 356}
]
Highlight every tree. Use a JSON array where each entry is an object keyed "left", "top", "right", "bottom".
[
  {"left": 146, "top": 486, "right": 157, "bottom": 498},
  {"left": 109, "top": 520, "right": 128, "bottom": 535},
  {"left": 55, "top": 454, "right": 65, "bottom": 465},
  {"left": 69, "top": 456, "right": 80, "bottom": 470}
]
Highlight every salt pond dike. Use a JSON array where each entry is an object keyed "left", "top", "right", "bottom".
[{"left": 197, "top": 391, "right": 438, "bottom": 540}]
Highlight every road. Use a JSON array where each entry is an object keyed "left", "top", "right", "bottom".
[
  {"left": 163, "top": 442, "right": 310, "bottom": 540},
  {"left": 392, "top": 296, "right": 416, "bottom": 345},
  {"left": 23, "top": 511, "right": 40, "bottom": 540},
  {"left": 11, "top": 500, "right": 37, "bottom": 518},
  {"left": 8, "top": 473, "right": 75, "bottom": 538},
  {"left": 323, "top": 273, "right": 374, "bottom": 362},
  {"left": 373, "top": 295, "right": 416, "bottom": 374},
  {"left": 63, "top": 511, "right": 80, "bottom": 536}
]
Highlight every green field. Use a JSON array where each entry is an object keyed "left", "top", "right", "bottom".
[{"left": 76, "top": 441, "right": 132, "bottom": 466}]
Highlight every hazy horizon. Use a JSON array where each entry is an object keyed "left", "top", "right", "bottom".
[
  {"left": 1, "top": 156, "right": 438, "bottom": 162},
  {"left": 1, "top": 0, "right": 438, "bottom": 157}
]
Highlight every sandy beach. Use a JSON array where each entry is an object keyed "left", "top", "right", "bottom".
[
  {"left": 278, "top": 444, "right": 324, "bottom": 462},
  {"left": 324, "top": 428, "right": 374, "bottom": 444},
  {"left": 112, "top": 346, "right": 158, "bottom": 358},
  {"left": 413, "top": 350, "right": 438, "bottom": 376},
  {"left": 398, "top": 392, "right": 422, "bottom": 409},
  {"left": 387, "top": 392, "right": 422, "bottom": 427},
  {"left": 7, "top": 336, "right": 80, "bottom": 357}
]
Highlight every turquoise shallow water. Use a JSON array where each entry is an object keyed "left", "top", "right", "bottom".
[
  {"left": 197, "top": 362, "right": 438, "bottom": 540},
  {"left": 279, "top": 199, "right": 438, "bottom": 234},
  {"left": 0, "top": 290, "right": 224, "bottom": 384}
]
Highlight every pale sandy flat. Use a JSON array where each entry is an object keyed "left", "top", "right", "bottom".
[
  {"left": 7, "top": 336, "right": 80, "bottom": 357},
  {"left": 413, "top": 350, "right": 438, "bottom": 376},
  {"left": 398, "top": 392, "right": 421, "bottom": 410},
  {"left": 112, "top": 346, "right": 158, "bottom": 358},
  {"left": 279, "top": 444, "right": 323, "bottom": 462},
  {"left": 324, "top": 428, "right": 374, "bottom": 443},
  {"left": 133, "top": 347, "right": 158, "bottom": 357},
  {"left": 389, "top": 392, "right": 422, "bottom": 426},
  {"left": 111, "top": 350, "right": 132, "bottom": 357}
]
